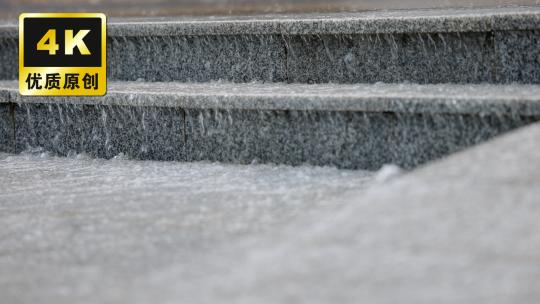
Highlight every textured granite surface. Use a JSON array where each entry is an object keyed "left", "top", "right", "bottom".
[
  {"left": 181, "top": 108, "right": 535, "bottom": 169},
  {"left": 2, "top": 0, "right": 540, "bottom": 20},
  {"left": 2, "top": 30, "right": 540, "bottom": 83},
  {"left": 497, "top": 30, "right": 540, "bottom": 83},
  {"left": 0, "top": 103, "right": 12, "bottom": 152},
  {"left": 0, "top": 37, "right": 16, "bottom": 80},
  {"left": 3, "top": 81, "right": 540, "bottom": 115},
  {"left": 1, "top": 7, "right": 540, "bottom": 83},
  {"left": 2, "top": 7, "right": 540, "bottom": 37},
  {"left": 1, "top": 120, "right": 539, "bottom": 303},
  {"left": 13, "top": 104, "right": 185, "bottom": 161},
  {"left": 287, "top": 31, "right": 494, "bottom": 84},
  {"left": 12, "top": 103, "right": 536, "bottom": 169},
  {"left": 1, "top": 81, "right": 538, "bottom": 169},
  {"left": 107, "top": 35, "right": 286, "bottom": 82},
  {"left": 106, "top": 6, "right": 540, "bottom": 35},
  {"left": 108, "top": 29, "right": 540, "bottom": 84}
]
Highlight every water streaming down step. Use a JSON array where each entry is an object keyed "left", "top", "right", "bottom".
[
  {"left": 5, "top": 93, "right": 538, "bottom": 169},
  {"left": 0, "top": 10, "right": 539, "bottom": 172},
  {"left": 1, "top": 5, "right": 540, "bottom": 303},
  {"left": 0, "top": 8, "right": 516, "bottom": 83}
]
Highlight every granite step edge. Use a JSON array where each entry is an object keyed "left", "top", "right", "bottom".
[
  {"left": 1, "top": 80, "right": 539, "bottom": 169},
  {"left": 1, "top": 6, "right": 540, "bottom": 37},
  {"left": 2, "top": 80, "right": 540, "bottom": 116}
]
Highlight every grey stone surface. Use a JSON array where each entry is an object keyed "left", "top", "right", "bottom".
[
  {"left": 13, "top": 103, "right": 185, "bottom": 161},
  {"left": 180, "top": 108, "right": 535, "bottom": 169},
  {"left": 0, "top": 152, "right": 374, "bottom": 304},
  {"left": 4, "top": 80, "right": 540, "bottom": 115},
  {"left": 107, "top": 28, "right": 540, "bottom": 84},
  {"left": 0, "top": 103, "right": 13, "bottom": 152},
  {"left": 0, "top": 37, "right": 16, "bottom": 80},
  {"left": 496, "top": 30, "right": 540, "bottom": 83},
  {"left": 1, "top": 120, "right": 540, "bottom": 304},
  {"left": 1, "top": 7, "right": 540, "bottom": 83},
  {"left": 107, "top": 35, "right": 286, "bottom": 82},
  {"left": 285, "top": 32, "right": 500, "bottom": 84},
  {"left": 208, "top": 119, "right": 540, "bottom": 304},
  {"left": 1, "top": 81, "right": 539, "bottom": 169},
  {"left": 103, "top": 6, "right": 540, "bottom": 35},
  {"left": 2, "top": 0, "right": 540, "bottom": 20},
  {"left": 2, "top": 7, "right": 540, "bottom": 37}
]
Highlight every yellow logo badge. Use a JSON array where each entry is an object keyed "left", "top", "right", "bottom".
[{"left": 19, "top": 13, "right": 106, "bottom": 96}]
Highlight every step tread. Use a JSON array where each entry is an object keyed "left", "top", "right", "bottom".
[
  {"left": 1, "top": 6, "right": 540, "bottom": 37},
  {"left": 2, "top": 80, "right": 540, "bottom": 115}
]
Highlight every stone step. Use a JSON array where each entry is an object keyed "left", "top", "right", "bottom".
[
  {"left": 2, "top": 121, "right": 540, "bottom": 304},
  {"left": 1, "top": 80, "right": 539, "bottom": 169},
  {"left": 1, "top": 6, "right": 540, "bottom": 84}
]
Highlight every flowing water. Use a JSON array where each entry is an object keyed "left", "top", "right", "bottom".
[{"left": 0, "top": 150, "right": 384, "bottom": 302}]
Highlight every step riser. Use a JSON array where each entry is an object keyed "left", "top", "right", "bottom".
[
  {"left": 0, "top": 104, "right": 13, "bottom": 151},
  {"left": 1, "top": 30, "right": 539, "bottom": 83},
  {"left": 1, "top": 103, "right": 536, "bottom": 169},
  {"left": 0, "top": 39, "right": 17, "bottom": 80}
]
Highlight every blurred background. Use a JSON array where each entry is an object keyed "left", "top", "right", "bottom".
[{"left": 1, "top": 0, "right": 539, "bottom": 18}]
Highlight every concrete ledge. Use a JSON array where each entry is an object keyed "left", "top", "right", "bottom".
[{"left": 1, "top": 81, "right": 539, "bottom": 169}]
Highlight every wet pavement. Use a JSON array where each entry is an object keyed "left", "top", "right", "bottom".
[{"left": 1, "top": 122, "right": 540, "bottom": 303}]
